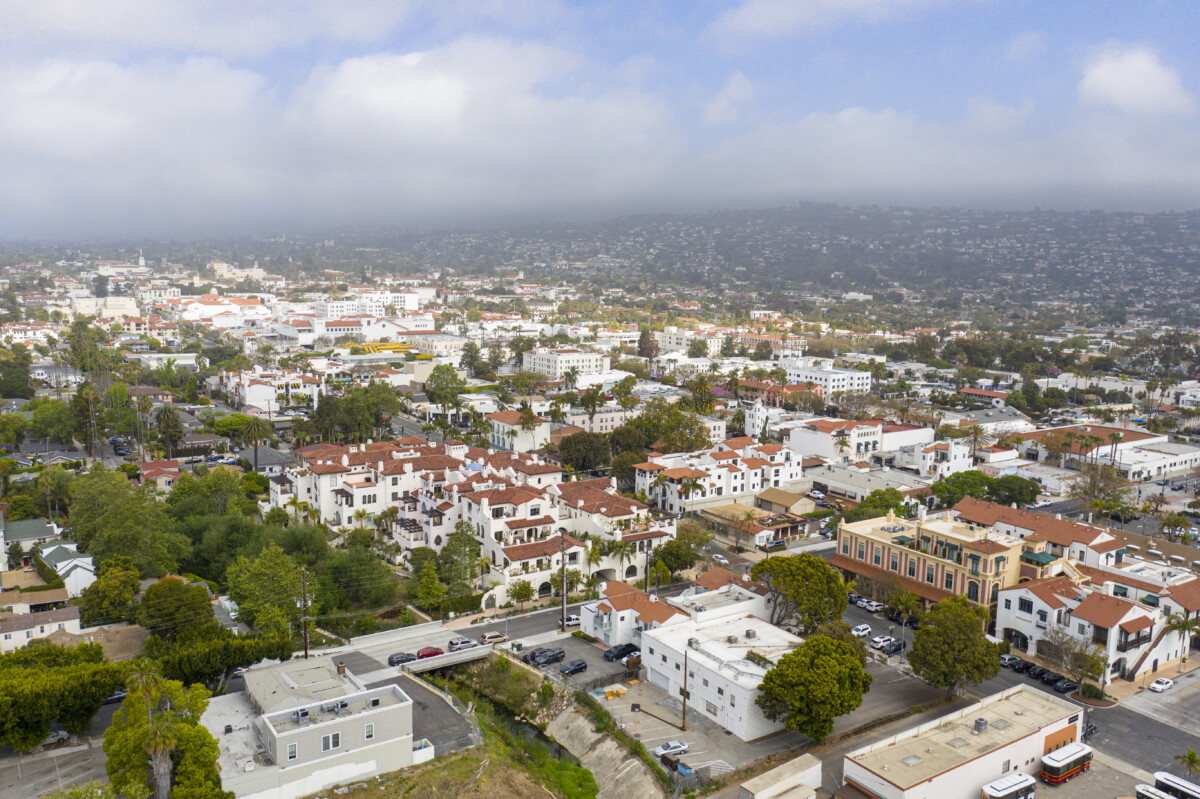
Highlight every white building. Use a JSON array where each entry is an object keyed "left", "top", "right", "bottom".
[
  {"left": 786, "top": 418, "right": 883, "bottom": 462},
  {"left": 0, "top": 607, "right": 81, "bottom": 654},
  {"left": 486, "top": 410, "right": 551, "bottom": 452},
  {"left": 640, "top": 613, "right": 804, "bottom": 741},
  {"left": 842, "top": 687, "right": 1082, "bottom": 799},
  {"left": 783, "top": 358, "right": 871, "bottom": 396},
  {"left": 522, "top": 346, "right": 610, "bottom": 380}
]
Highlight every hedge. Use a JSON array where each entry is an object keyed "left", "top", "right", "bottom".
[{"left": 32, "top": 550, "right": 65, "bottom": 589}]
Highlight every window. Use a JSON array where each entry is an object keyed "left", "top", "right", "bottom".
[
  {"left": 1078, "top": 623, "right": 1086, "bottom": 635},
  {"left": 287, "top": 743, "right": 297, "bottom": 761},
  {"left": 842, "top": 540, "right": 850, "bottom": 555},
  {"left": 967, "top": 582, "right": 979, "bottom": 602},
  {"left": 1004, "top": 599, "right": 1011, "bottom": 610},
  {"left": 661, "top": 654, "right": 667, "bottom": 663},
  {"left": 321, "top": 732, "right": 341, "bottom": 752},
  {"left": 857, "top": 544, "right": 865, "bottom": 560},
  {"left": 365, "top": 723, "right": 374, "bottom": 741},
  {"left": 648, "top": 647, "right": 655, "bottom": 655},
  {"left": 1001, "top": 759, "right": 1010, "bottom": 774},
  {"left": 1036, "top": 610, "right": 1047, "bottom": 622},
  {"left": 702, "top": 678, "right": 709, "bottom": 687},
  {"left": 705, "top": 701, "right": 718, "bottom": 715},
  {"left": 1018, "top": 598, "right": 1033, "bottom": 614},
  {"left": 908, "top": 561, "right": 916, "bottom": 578},
  {"left": 926, "top": 566, "right": 934, "bottom": 584},
  {"left": 944, "top": 574, "right": 954, "bottom": 591},
  {"left": 890, "top": 553, "right": 899, "bottom": 572},
  {"left": 873, "top": 549, "right": 881, "bottom": 566},
  {"left": 717, "top": 687, "right": 724, "bottom": 696},
  {"left": 675, "top": 663, "right": 680, "bottom": 671},
  {"left": 729, "top": 695, "right": 735, "bottom": 707}
]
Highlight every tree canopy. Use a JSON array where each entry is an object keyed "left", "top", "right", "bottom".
[
  {"left": 909, "top": 596, "right": 1000, "bottom": 697},
  {"left": 751, "top": 553, "right": 848, "bottom": 630},
  {"left": 756, "top": 635, "right": 872, "bottom": 742}
]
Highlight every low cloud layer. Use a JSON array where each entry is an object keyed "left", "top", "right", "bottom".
[{"left": 1, "top": 6, "right": 1199, "bottom": 236}]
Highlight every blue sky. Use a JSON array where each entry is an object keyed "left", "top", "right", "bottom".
[{"left": 2, "top": 0, "right": 1199, "bottom": 236}]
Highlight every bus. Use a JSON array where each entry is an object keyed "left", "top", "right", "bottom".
[
  {"left": 1039, "top": 742, "right": 1092, "bottom": 784},
  {"left": 981, "top": 772, "right": 1036, "bottom": 799},
  {"left": 1154, "top": 772, "right": 1200, "bottom": 799},
  {"left": 1136, "top": 785, "right": 1176, "bottom": 799}
]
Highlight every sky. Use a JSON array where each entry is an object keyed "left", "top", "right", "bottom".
[{"left": 3, "top": 0, "right": 1200, "bottom": 236}]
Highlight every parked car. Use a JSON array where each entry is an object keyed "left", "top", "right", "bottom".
[
  {"left": 652, "top": 741, "right": 689, "bottom": 758},
  {"left": 808, "top": 490, "right": 825, "bottom": 500},
  {"left": 763, "top": 539, "right": 787, "bottom": 552},
  {"left": 712, "top": 553, "right": 729, "bottom": 565},
  {"left": 448, "top": 637, "right": 479, "bottom": 652},
  {"left": 999, "top": 654, "right": 1020, "bottom": 668},
  {"left": 861, "top": 600, "right": 884, "bottom": 613},
  {"left": 851, "top": 624, "right": 872, "bottom": 638},
  {"left": 1009, "top": 659, "right": 1032, "bottom": 673},
  {"left": 416, "top": 646, "right": 444, "bottom": 659},
  {"left": 881, "top": 640, "right": 906, "bottom": 657},
  {"left": 869, "top": 635, "right": 896, "bottom": 650},
  {"left": 42, "top": 730, "right": 69, "bottom": 747},
  {"left": 1054, "top": 679, "right": 1080, "bottom": 694},
  {"left": 532, "top": 647, "right": 566, "bottom": 666},
  {"left": 103, "top": 690, "right": 127, "bottom": 704},
  {"left": 522, "top": 647, "right": 550, "bottom": 664},
  {"left": 1033, "top": 498, "right": 1054, "bottom": 508},
  {"left": 603, "top": 643, "right": 640, "bottom": 661},
  {"left": 478, "top": 632, "right": 508, "bottom": 645},
  {"left": 847, "top": 593, "right": 862, "bottom": 606},
  {"left": 563, "top": 614, "right": 580, "bottom": 628},
  {"left": 560, "top": 659, "right": 588, "bottom": 676},
  {"left": 1110, "top": 512, "right": 1135, "bottom": 524},
  {"left": 1026, "top": 665, "right": 1047, "bottom": 679},
  {"left": 620, "top": 650, "right": 642, "bottom": 667},
  {"left": 1149, "top": 677, "right": 1174, "bottom": 693},
  {"left": 387, "top": 652, "right": 417, "bottom": 666},
  {"left": 1040, "top": 671, "right": 1064, "bottom": 685},
  {"left": 886, "top": 610, "right": 904, "bottom": 623}
]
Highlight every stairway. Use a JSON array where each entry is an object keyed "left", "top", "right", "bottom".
[{"left": 1125, "top": 626, "right": 1169, "bottom": 679}]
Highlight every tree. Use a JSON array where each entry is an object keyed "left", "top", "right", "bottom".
[
  {"left": 438, "top": 522, "right": 480, "bottom": 586},
  {"left": 1067, "top": 464, "right": 1132, "bottom": 510},
  {"left": 560, "top": 431, "right": 611, "bottom": 472},
  {"left": 1036, "top": 626, "right": 1105, "bottom": 687},
  {"left": 509, "top": 578, "right": 534, "bottom": 609},
  {"left": 909, "top": 596, "right": 1000, "bottom": 698},
  {"left": 886, "top": 589, "right": 922, "bottom": 650},
  {"left": 987, "top": 474, "right": 1041, "bottom": 507},
  {"left": 80, "top": 557, "right": 141, "bottom": 627},
  {"left": 1165, "top": 612, "right": 1200, "bottom": 672},
  {"left": 751, "top": 553, "right": 848, "bottom": 630},
  {"left": 68, "top": 467, "right": 190, "bottom": 577},
  {"left": 137, "top": 578, "right": 214, "bottom": 643},
  {"left": 811, "top": 620, "right": 867, "bottom": 665},
  {"left": 655, "top": 539, "right": 697, "bottom": 575},
  {"left": 410, "top": 559, "right": 447, "bottom": 612},
  {"left": 153, "top": 406, "right": 184, "bottom": 460},
  {"left": 756, "top": 635, "right": 872, "bottom": 743},
  {"left": 628, "top": 398, "right": 710, "bottom": 454},
  {"left": 31, "top": 399, "right": 74, "bottom": 444},
  {"left": 5, "top": 540, "right": 23, "bottom": 570},
  {"left": 930, "top": 470, "right": 996, "bottom": 508},
  {"left": 609, "top": 425, "right": 646, "bottom": 456},
  {"left": 610, "top": 450, "right": 645, "bottom": 488},
  {"left": 637, "top": 329, "right": 658, "bottom": 360},
  {"left": 425, "top": 365, "right": 466, "bottom": 418},
  {"left": 1176, "top": 748, "right": 1200, "bottom": 778},
  {"left": 551, "top": 568, "right": 584, "bottom": 596},
  {"left": 686, "top": 338, "right": 709, "bottom": 359},
  {"left": 842, "top": 488, "right": 909, "bottom": 523},
  {"left": 240, "top": 415, "right": 272, "bottom": 474},
  {"left": 225, "top": 543, "right": 303, "bottom": 630},
  {"left": 460, "top": 341, "right": 483, "bottom": 376}
]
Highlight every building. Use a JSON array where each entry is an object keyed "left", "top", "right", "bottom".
[
  {"left": 783, "top": 359, "right": 871, "bottom": 396},
  {"left": 0, "top": 607, "right": 81, "bottom": 653},
  {"left": 640, "top": 612, "right": 804, "bottom": 741},
  {"left": 832, "top": 509, "right": 1028, "bottom": 613},
  {"left": 201, "top": 656, "right": 429, "bottom": 799},
  {"left": 786, "top": 419, "right": 883, "bottom": 462},
  {"left": 522, "top": 346, "right": 610, "bottom": 380},
  {"left": 485, "top": 410, "right": 551, "bottom": 452},
  {"left": 579, "top": 580, "right": 689, "bottom": 649},
  {"left": 959, "top": 388, "right": 1009, "bottom": 408},
  {"left": 0, "top": 518, "right": 62, "bottom": 562},
  {"left": 841, "top": 686, "right": 1083, "bottom": 799},
  {"left": 37, "top": 543, "right": 96, "bottom": 597}
]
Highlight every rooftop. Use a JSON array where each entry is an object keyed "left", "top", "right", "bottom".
[
  {"left": 244, "top": 656, "right": 364, "bottom": 714},
  {"left": 845, "top": 686, "right": 1077, "bottom": 789},
  {"left": 643, "top": 612, "right": 802, "bottom": 690}
]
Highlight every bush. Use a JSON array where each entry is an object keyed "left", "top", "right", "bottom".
[
  {"left": 1079, "top": 682, "right": 1106, "bottom": 700},
  {"left": 572, "top": 630, "right": 599, "bottom": 644}
]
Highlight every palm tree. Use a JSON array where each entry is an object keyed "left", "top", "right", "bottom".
[
  {"left": 610, "top": 540, "right": 636, "bottom": 579},
  {"left": 1176, "top": 748, "right": 1200, "bottom": 778},
  {"left": 563, "top": 366, "right": 580, "bottom": 391},
  {"left": 285, "top": 496, "right": 304, "bottom": 523},
  {"left": 353, "top": 508, "right": 369, "bottom": 529},
  {"left": 37, "top": 469, "right": 57, "bottom": 519},
  {"left": 834, "top": 433, "right": 850, "bottom": 462},
  {"left": 1165, "top": 612, "right": 1200, "bottom": 672},
  {"left": 241, "top": 415, "right": 273, "bottom": 474},
  {"left": 145, "top": 713, "right": 179, "bottom": 799},
  {"left": 153, "top": 406, "right": 183, "bottom": 461},
  {"left": 679, "top": 477, "right": 703, "bottom": 514},
  {"left": 126, "top": 663, "right": 163, "bottom": 726}
]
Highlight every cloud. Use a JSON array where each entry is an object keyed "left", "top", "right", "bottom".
[
  {"left": 1079, "top": 44, "right": 1196, "bottom": 117},
  {"left": 711, "top": 0, "right": 952, "bottom": 38},
  {"left": 703, "top": 71, "right": 755, "bottom": 126},
  {"left": 1005, "top": 31, "right": 1046, "bottom": 64}
]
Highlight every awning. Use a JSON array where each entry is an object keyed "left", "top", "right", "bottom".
[
  {"left": 893, "top": 535, "right": 914, "bottom": 544},
  {"left": 1021, "top": 551, "right": 1056, "bottom": 565}
]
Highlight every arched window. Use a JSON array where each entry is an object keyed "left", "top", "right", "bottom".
[{"left": 967, "top": 581, "right": 980, "bottom": 602}]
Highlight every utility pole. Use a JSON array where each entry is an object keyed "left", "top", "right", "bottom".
[
  {"left": 300, "top": 567, "right": 310, "bottom": 660},
  {"left": 644, "top": 543, "right": 651, "bottom": 594},
  {"left": 560, "top": 534, "right": 567, "bottom": 632},
  {"left": 681, "top": 650, "right": 688, "bottom": 732}
]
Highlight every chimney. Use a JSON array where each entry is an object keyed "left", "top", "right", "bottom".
[{"left": 336, "top": 662, "right": 346, "bottom": 676}]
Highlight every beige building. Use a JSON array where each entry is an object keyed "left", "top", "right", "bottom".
[{"left": 832, "top": 509, "right": 1038, "bottom": 615}]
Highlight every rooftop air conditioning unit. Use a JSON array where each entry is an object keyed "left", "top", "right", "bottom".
[
  {"left": 974, "top": 718, "right": 988, "bottom": 733},
  {"left": 746, "top": 629, "right": 757, "bottom": 639},
  {"left": 727, "top": 635, "right": 739, "bottom": 644},
  {"left": 688, "top": 638, "right": 699, "bottom": 649}
]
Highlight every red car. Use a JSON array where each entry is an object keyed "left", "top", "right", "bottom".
[{"left": 416, "top": 646, "right": 444, "bottom": 660}]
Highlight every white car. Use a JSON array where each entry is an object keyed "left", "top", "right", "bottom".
[
  {"left": 564, "top": 614, "right": 580, "bottom": 627},
  {"left": 808, "top": 490, "right": 825, "bottom": 499},
  {"left": 1033, "top": 498, "right": 1053, "bottom": 508},
  {"left": 42, "top": 730, "right": 68, "bottom": 747},
  {"left": 869, "top": 635, "right": 896, "bottom": 650},
  {"left": 851, "top": 624, "right": 872, "bottom": 638},
  {"left": 861, "top": 600, "right": 884, "bottom": 613},
  {"left": 1149, "top": 678, "right": 1174, "bottom": 693},
  {"left": 712, "top": 553, "right": 729, "bottom": 565},
  {"left": 652, "top": 740, "right": 689, "bottom": 758}
]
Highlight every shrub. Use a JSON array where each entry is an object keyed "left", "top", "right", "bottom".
[
  {"left": 572, "top": 630, "right": 599, "bottom": 644},
  {"left": 1079, "top": 682, "right": 1105, "bottom": 700}
]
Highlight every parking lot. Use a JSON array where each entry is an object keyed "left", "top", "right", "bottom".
[{"left": 514, "top": 632, "right": 635, "bottom": 685}]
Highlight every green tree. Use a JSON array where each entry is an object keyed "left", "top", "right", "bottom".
[
  {"left": 909, "top": 596, "right": 1000, "bottom": 698},
  {"left": 756, "top": 635, "right": 873, "bottom": 742},
  {"left": 987, "top": 474, "right": 1041, "bottom": 507},
  {"left": 153, "top": 406, "right": 184, "bottom": 460},
  {"left": 225, "top": 543, "right": 303, "bottom": 630},
  {"left": 930, "top": 470, "right": 996, "bottom": 508},
  {"left": 1176, "top": 748, "right": 1200, "bottom": 778},
  {"left": 610, "top": 450, "right": 645, "bottom": 488},
  {"left": 811, "top": 620, "right": 867, "bottom": 665},
  {"left": 137, "top": 578, "right": 215, "bottom": 643},
  {"left": 410, "top": 559, "right": 447, "bottom": 612},
  {"left": 628, "top": 398, "right": 710, "bottom": 454},
  {"left": 5, "top": 540, "right": 23, "bottom": 570},
  {"left": 240, "top": 415, "right": 272, "bottom": 473},
  {"left": 559, "top": 431, "right": 612, "bottom": 471},
  {"left": 438, "top": 522, "right": 481, "bottom": 587},
  {"left": 68, "top": 467, "right": 190, "bottom": 577},
  {"left": 841, "top": 488, "right": 910, "bottom": 523},
  {"left": 655, "top": 539, "right": 698, "bottom": 574},
  {"left": 80, "top": 557, "right": 141, "bottom": 627},
  {"left": 751, "top": 553, "right": 847, "bottom": 630},
  {"left": 425, "top": 364, "right": 466, "bottom": 418},
  {"left": 31, "top": 399, "right": 75, "bottom": 444},
  {"left": 1067, "top": 463, "right": 1132, "bottom": 510},
  {"left": 609, "top": 425, "right": 646, "bottom": 456},
  {"left": 686, "top": 338, "right": 709, "bottom": 358},
  {"left": 509, "top": 578, "right": 534, "bottom": 609}
]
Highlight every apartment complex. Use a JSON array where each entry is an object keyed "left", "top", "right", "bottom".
[{"left": 522, "top": 346, "right": 610, "bottom": 379}]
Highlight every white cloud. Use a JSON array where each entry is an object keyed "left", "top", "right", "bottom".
[
  {"left": 1005, "top": 31, "right": 1046, "bottom": 64},
  {"left": 1079, "top": 45, "right": 1196, "bottom": 117},
  {"left": 711, "top": 0, "right": 953, "bottom": 38},
  {"left": 703, "top": 71, "right": 755, "bottom": 126}
]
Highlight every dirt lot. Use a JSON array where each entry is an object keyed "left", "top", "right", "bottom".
[{"left": 312, "top": 749, "right": 546, "bottom": 799}]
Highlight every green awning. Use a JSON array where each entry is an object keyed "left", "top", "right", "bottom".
[
  {"left": 1142, "top": 595, "right": 1160, "bottom": 607},
  {"left": 1116, "top": 548, "right": 1128, "bottom": 556},
  {"left": 893, "top": 535, "right": 914, "bottom": 544},
  {"left": 1021, "top": 552, "right": 1056, "bottom": 565}
]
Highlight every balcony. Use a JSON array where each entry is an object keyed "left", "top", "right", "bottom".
[{"left": 1117, "top": 634, "right": 1152, "bottom": 652}]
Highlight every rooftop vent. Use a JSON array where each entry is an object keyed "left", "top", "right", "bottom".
[
  {"left": 949, "top": 737, "right": 969, "bottom": 748},
  {"left": 901, "top": 755, "right": 923, "bottom": 767},
  {"left": 727, "top": 635, "right": 739, "bottom": 644},
  {"left": 746, "top": 629, "right": 757, "bottom": 639},
  {"left": 992, "top": 719, "right": 1011, "bottom": 730},
  {"left": 974, "top": 718, "right": 988, "bottom": 733},
  {"left": 688, "top": 638, "right": 699, "bottom": 649}
]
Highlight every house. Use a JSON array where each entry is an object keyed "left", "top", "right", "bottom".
[
  {"left": 841, "top": 687, "right": 1082, "bottom": 799},
  {"left": 960, "top": 387, "right": 1009, "bottom": 408},
  {"left": 201, "top": 656, "right": 430, "bottom": 798},
  {"left": 579, "top": 580, "right": 688, "bottom": 649},
  {"left": 37, "top": 543, "right": 96, "bottom": 597},
  {"left": 522, "top": 346, "right": 610, "bottom": 379},
  {"left": 0, "top": 606, "right": 82, "bottom": 653},
  {"left": 754, "top": 487, "right": 815, "bottom": 516},
  {"left": 786, "top": 418, "right": 883, "bottom": 462},
  {"left": 126, "top": 385, "right": 176, "bottom": 403},
  {"left": 0, "top": 586, "right": 69, "bottom": 615},
  {"left": 241, "top": 446, "right": 290, "bottom": 476},
  {"left": 0, "top": 518, "right": 63, "bottom": 563},
  {"left": 485, "top": 410, "right": 550, "bottom": 453},
  {"left": 140, "top": 459, "right": 182, "bottom": 491}
]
